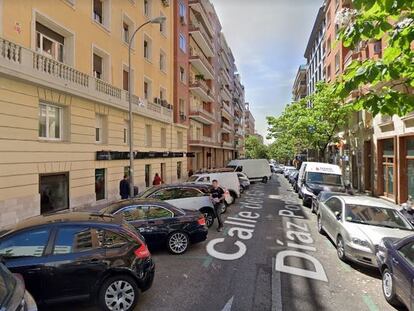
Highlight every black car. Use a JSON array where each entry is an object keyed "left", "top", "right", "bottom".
[
  {"left": 0, "top": 212, "right": 155, "bottom": 311},
  {"left": 101, "top": 199, "right": 208, "bottom": 255},
  {"left": 311, "top": 191, "right": 350, "bottom": 214},
  {"left": 0, "top": 262, "right": 37, "bottom": 311}
]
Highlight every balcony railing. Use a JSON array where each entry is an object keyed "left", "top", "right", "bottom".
[
  {"left": 189, "top": 0, "right": 214, "bottom": 36},
  {"left": 189, "top": 16, "right": 213, "bottom": 54},
  {"left": 190, "top": 47, "right": 214, "bottom": 76},
  {"left": 190, "top": 78, "right": 212, "bottom": 95},
  {"left": 0, "top": 36, "right": 172, "bottom": 123}
]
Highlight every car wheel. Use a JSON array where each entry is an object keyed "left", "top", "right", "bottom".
[
  {"left": 336, "top": 236, "right": 347, "bottom": 261},
  {"left": 317, "top": 215, "right": 324, "bottom": 234},
  {"left": 382, "top": 268, "right": 401, "bottom": 306},
  {"left": 167, "top": 231, "right": 189, "bottom": 255},
  {"left": 203, "top": 210, "right": 214, "bottom": 228},
  {"left": 99, "top": 275, "right": 139, "bottom": 311},
  {"left": 262, "top": 176, "right": 268, "bottom": 183}
]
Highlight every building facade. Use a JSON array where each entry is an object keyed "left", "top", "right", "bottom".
[
  {"left": 244, "top": 103, "right": 255, "bottom": 136},
  {"left": 0, "top": 0, "right": 188, "bottom": 227},
  {"left": 292, "top": 65, "right": 307, "bottom": 101}
]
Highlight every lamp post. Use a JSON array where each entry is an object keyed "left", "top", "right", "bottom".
[{"left": 128, "top": 16, "right": 166, "bottom": 198}]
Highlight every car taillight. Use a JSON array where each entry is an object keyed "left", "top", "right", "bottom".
[
  {"left": 134, "top": 244, "right": 150, "bottom": 259},
  {"left": 198, "top": 216, "right": 206, "bottom": 226}
]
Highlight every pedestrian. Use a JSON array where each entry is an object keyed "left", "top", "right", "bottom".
[
  {"left": 400, "top": 198, "right": 414, "bottom": 225},
  {"left": 152, "top": 173, "right": 162, "bottom": 186},
  {"left": 188, "top": 169, "right": 194, "bottom": 178},
  {"left": 210, "top": 179, "right": 225, "bottom": 232},
  {"left": 119, "top": 175, "right": 129, "bottom": 199}
]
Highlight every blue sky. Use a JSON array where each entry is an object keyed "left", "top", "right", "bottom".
[{"left": 210, "top": 0, "right": 323, "bottom": 142}]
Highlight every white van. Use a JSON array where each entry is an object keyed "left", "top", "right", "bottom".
[
  {"left": 227, "top": 159, "right": 272, "bottom": 183},
  {"left": 297, "top": 162, "right": 345, "bottom": 207},
  {"left": 187, "top": 172, "right": 241, "bottom": 203}
]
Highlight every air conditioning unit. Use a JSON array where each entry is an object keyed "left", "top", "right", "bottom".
[
  {"left": 180, "top": 16, "right": 186, "bottom": 25},
  {"left": 161, "top": 0, "right": 170, "bottom": 7}
]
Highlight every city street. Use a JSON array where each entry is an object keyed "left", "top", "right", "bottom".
[{"left": 45, "top": 174, "right": 400, "bottom": 311}]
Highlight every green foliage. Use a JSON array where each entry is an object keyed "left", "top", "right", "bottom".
[
  {"left": 244, "top": 135, "right": 268, "bottom": 159},
  {"left": 267, "top": 83, "right": 351, "bottom": 161},
  {"left": 336, "top": 0, "right": 414, "bottom": 116}
]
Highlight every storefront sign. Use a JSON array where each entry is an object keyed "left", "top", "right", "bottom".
[{"left": 96, "top": 151, "right": 190, "bottom": 161}]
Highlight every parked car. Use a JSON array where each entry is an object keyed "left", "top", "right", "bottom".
[
  {"left": 311, "top": 191, "right": 350, "bottom": 214},
  {"left": 283, "top": 167, "right": 296, "bottom": 178},
  {"left": 273, "top": 165, "right": 284, "bottom": 174},
  {"left": 137, "top": 184, "right": 216, "bottom": 227},
  {"left": 0, "top": 262, "right": 37, "bottom": 311},
  {"left": 237, "top": 172, "right": 250, "bottom": 192},
  {"left": 377, "top": 235, "right": 414, "bottom": 310},
  {"left": 288, "top": 170, "right": 299, "bottom": 185},
  {"left": 101, "top": 199, "right": 207, "bottom": 255},
  {"left": 187, "top": 172, "right": 240, "bottom": 203},
  {"left": 298, "top": 162, "right": 346, "bottom": 207},
  {"left": 317, "top": 196, "right": 413, "bottom": 267},
  {"left": 269, "top": 163, "right": 276, "bottom": 173},
  {"left": 227, "top": 159, "right": 272, "bottom": 183},
  {"left": 0, "top": 212, "right": 154, "bottom": 311}
]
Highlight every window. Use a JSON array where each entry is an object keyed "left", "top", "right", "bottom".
[
  {"left": 381, "top": 139, "right": 395, "bottom": 197},
  {"left": 335, "top": 52, "right": 340, "bottom": 73},
  {"left": 36, "top": 22, "right": 64, "bottom": 62},
  {"left": 160, "top": 87, "right": 166, "bottom": 101},
  {"left": 95, "top": 168, "right": 106, "bottom": 201},
  {"left": 325, "top": 197, "right": 342, "bottom": 215},
  {"left": 374, "top": 40, "right": 382, "bottom": 55},
  {"left": 121, "top": 205, "right": 149, "bottom": 221},
  {"left": 177, "top": 161, "right": 182, "bottom": 179},
  {"left": 179, "top": 66, "right": 186, "bottom": 83},
  {"left": 179, "top": 33, "right": 186, "bottom": 52},
  {"left": 177, "top": 131, "right": 183, "bottom": 149},
  {"left": 326, "top": 37, "right": 331, "bottom": 54},
  {"left": 123, "top": 22, "right": 130, "bottom": 43},
  {"left": 179, "top": 188, "right": 202, "bottom": 198},
  {"left": 335, "top": 24, "right": 339, "bottom": 39},
  {"left": 93, "top": 53, "right": 103, "bottom": 79},
  {"left": 40, "top": 173, "right": 69, "bottom": 214},
  {"left": 150, "top": 188, "right": 178, "bottom": 200},
  {"left": 398, "top": 242, "right": 414, "bottom": 267},
  {"left": 0, "top": 229, "right": 50, "bottom": 258},
  {"left": 326, "top": 65, "right": 331, "bottom": 81},
  {"left": 144, "top": 0, "right": 151, "bottom": 17},
  {"left": 95, "top": 114, "right": 104, "bottom": 143},
  {"left": 53, "top": 226, "right": 103, "bottom": 254},
  {"left": 93, "top": 0, "right": 103, "bottom": 24},
  {"left": 145, "top": 124, "right": 152, "bottom": 147},
  {"left": 145, "top": 164, "right": 151, "bottom": 187},
  {"left": 160, "top": 50, "right": 166, "bottom": 72},
  {"left": 39, "top": 103, "right": 62, "bottom": 140},
  {"left": 159, "top": 12, "right": 166, "bottom": 36},
  {"left": 144, "top": 78, "right": 152, "bottom": 100},
  {"left": 123, "top": 69, "right": 129, "bottom": 91},
  {"left": 179, "top": 99, "right": 185, "bottom": 117},
  {"left": 123, "top": 120, "right": 128, "bottom": 144},
  {"left": 179, "top": 2, "right": 186, "bottom": 21},
  {"left": 161, "top": 128, "right": 167, "bottom": 148},
  {"left": 103, "top": 230, "right": 129, "bottom": 248},
  {"left": 147, "top": 206, "right": 173, "bottom": 218},
  {"left": 144, "top": 36, "right": 152, "bottom": 60}
]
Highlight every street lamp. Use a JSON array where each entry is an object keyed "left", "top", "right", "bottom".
[{"left": 128, "top": 16, "right": 166, "bottom": 198}]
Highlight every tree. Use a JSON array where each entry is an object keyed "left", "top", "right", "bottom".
[
  {"left": 244, "top": 135, "right": 268, "bottom": 159},
  {"left": 267, "top": 83, "right": 351, "bottom": 160},
  {"left": 267, "top": 137, "right": 296, "bottom": 164},
  {"left": 335, "top": 0, "right": 414, "bottom": 116}
]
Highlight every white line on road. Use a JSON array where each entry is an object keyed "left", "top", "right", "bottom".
[
  {"left": 221, "top": 296, "right": 234, "bottom": 311},
  {"left": 272, "top": 257, "right": 283, "bottom": 311}
]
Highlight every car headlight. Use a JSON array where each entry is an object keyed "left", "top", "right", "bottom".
[{"left": 351, "top": 237, "right": 370, "bottom": 248}]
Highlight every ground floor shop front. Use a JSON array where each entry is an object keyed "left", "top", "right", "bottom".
[{"left": 187, "top": 146, "right": 236, "bottom": 173}]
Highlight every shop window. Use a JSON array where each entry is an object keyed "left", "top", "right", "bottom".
[
  {"left": 40, "top": 173, "right": 69, "bottom": 214},
  {"left": 382, "top": 139, "right": 394, "bottom": 197},
  {"left": 95, "top": 168, "right": 106, "bottom": 201}
]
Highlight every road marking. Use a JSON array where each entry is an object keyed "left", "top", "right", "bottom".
[
  {"left": 221, "top": 296, "right": 234, "bottom": 311},
  {"left": 272, "top": 257, "right": 283, "bottom": 311},
  {"left": 362, "top": 294, "right": 379, "bottom": 311}
]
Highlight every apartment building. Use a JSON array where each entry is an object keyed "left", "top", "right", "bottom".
[
  {"left": 244, "top": 103, "right": 255, "bottom": 136},
  {"left": 304, "top": 5, "right": 325, "bottom": 96},
  {"left": 292, "top": 64, "right": 307, "bottom": 101},
  {"left": 0, "top": 0, "right": 187, "bottom": 227},
  {"left": 233, "top": 73, "right": 246, "bottom": 158}
]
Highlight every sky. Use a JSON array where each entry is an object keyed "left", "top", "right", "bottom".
[{"left": 210, "top": 0, "right": 323, "bottom": 143}]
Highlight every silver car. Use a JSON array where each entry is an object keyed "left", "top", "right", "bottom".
[{"left": 317, "top": 196, "right": 413, "bottom": 267}]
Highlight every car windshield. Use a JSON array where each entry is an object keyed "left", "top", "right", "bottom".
[
  {"left": 306, "top": 172, "right": 342, "bottom": 186},
  {"left": 0, "top": 263, "right": 15, "bottom": 307},
  {"left": 345, "top": 204, "right": 412, "bottom": 230}
]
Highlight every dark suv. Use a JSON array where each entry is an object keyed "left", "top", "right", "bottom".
[{"left": 0, "top": 212, "right": 155, "bottom": 311}]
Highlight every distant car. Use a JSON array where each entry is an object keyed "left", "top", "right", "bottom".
[
  {"left": 0, "top": 262, "right": 37, "bottom": 311},
  {"left": 311, "top": 191, "right": 349, "bottom": 214},
  {"left": 237, "top": 172, "right": 250, "bottom": 192},
  {"left": 269, "top": 164, "right": 276, "bottom": 173},
  {"left": 137, "top": 184, "right": 216, "bottom": 227},
  {"left": 101, "top": 199, "right": 208, "bottom": 255},
  {"left": 377, "top": 235, "right": 414, "bottom": 310},
  {"left": 0, "top": 212, "right": 154, "bottom": 311},
  {"left": 318, "top": 196, "right": 413, "bottom": 267},
  {"left": 283, "top": 167, "right": 296, "bottom": 178},
  {"left": 273, "top": 165, "right": 284, "bottom": 174},
  {"left": 288, "top": 170, "right": 299, "bottom": 185}
]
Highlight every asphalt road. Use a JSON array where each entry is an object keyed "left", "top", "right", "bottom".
[{"left": 45, "top": 174, "right": 404, "bottom": 311}]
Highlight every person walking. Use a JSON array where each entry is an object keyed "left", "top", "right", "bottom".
[
  {"left": 119, "top": 175, "right": 129, "bottom": 200},
  {"left": 400, "top": 197, "right": 414, "bottom": 225},
  {"left": 152, "top": 173, "right": 162, "bottom": 186},
  {"left": 210, "top": 179, "right": 225, "bottom": 232}
]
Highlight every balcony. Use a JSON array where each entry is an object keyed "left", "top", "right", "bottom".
[
  {"left": 0, "top": 37, "right": 173, "bottom": 123},
  {"left": 222, "top": 102, "right": 233, "bottom": 119},
  {"left": 189, "top": 0, "right": 214, "bottom": 37},
  {"left": 220, "top": 50, "right": 232, "bottom": 70},
  {"left": 221, "top": 140, "right": 234, "bottom": 149},
  {"left": 221, "top": 121, "right": 233, "bottom": 134},
  {"left": 189, "top": 135, "right": 218, "bottom": 147},
  {"left": 189, "top": 47, "right": 214, "bottom": 80},
  {"left": 221, "top": 85, "right": 232, "bottom": 102},
  {"left": 189, "top": 78, "right": 214, "bottom": 102},
  {"left": 189, "top": 20, "right": 214, "bottom": 57},
  {"left": 189, "top": 104, "right": 215, "bottom": 125},
  {"left": 220, "top": 68, "right": 231, "bottom": 86}
]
